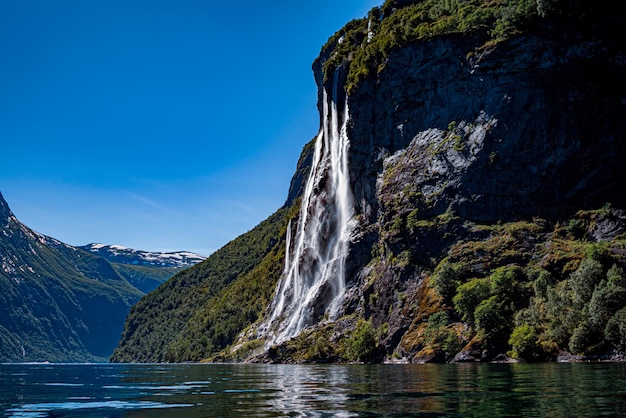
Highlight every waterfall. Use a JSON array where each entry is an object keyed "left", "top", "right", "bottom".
[{"left": 264, "top": 69, "right": 354, "bottom": 345}]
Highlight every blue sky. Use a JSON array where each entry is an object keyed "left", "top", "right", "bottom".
[{"left": 0, "top": 0, "right": 380, "bottom": 256}]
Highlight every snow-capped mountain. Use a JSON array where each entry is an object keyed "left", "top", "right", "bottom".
[{"left": 80, "top": 243, "right": 206, "bottom": 269}]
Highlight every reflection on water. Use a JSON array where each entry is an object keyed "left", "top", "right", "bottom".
[{"left": 1, "top": 362, "right": 625, "bottom": 417}]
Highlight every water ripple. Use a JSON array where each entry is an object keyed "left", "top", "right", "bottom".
[{"left": 5, "top": 400, "right": 193, "bottom": 416}]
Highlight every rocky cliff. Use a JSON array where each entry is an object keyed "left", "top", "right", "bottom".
[
  {"left": 322, "top": 7, "right": 626, "bottom": 362},
  {"left": 113, "top": 0, "right": 626, "bottom": 363}
]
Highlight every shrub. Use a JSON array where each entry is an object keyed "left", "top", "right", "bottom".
[
  {"left": 322, "top": 0, "right": 556, "bottom": 93},
  {"left": 424, "top": 311, "right": 462, "bottom": 361},
  {"left": 508, "top": 324, "right": 541, "bottom": 360},
  {"left": 424, "top": 311, "right": 450, "bottom": 345},
  {"left": 431, "top": 260, "right": 463, "bottom": 304},
  {"left": 406, "top": 209, "right": 421, "bottom": 232},
  {"left": 346, "top": 320, "right": 378, "bottom": 362},
  {"left": 607, "top": 264, "right": 626, "bottom": 287},
  {"left": 532, "top": 269, "right": 553, "bottom": 299},
  {"left": 474, "top": 295, "right": 510, "bottom": 339},
  {"left": 453, "top": 277, "right": 490, "bottom": 324},
  {"left": 585, "top": 243, "right": 613, "bottom": 266}
]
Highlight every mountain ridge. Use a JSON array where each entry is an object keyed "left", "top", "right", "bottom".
[
  {"left": 80, "top": 243, "right": 205, "bottom": 293},
  {"left": 0, "top": 191, "right": 142, "bottom": 361},
  {"left": 0, "top": 191, "right": 202, "bottom": 361},
  {"left": 80, "top": 243, "right": 205, "bottom": 269}
]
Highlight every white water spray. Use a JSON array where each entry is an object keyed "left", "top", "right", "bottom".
[{"left": 264, "top": 70, "right": 354, "bottom": 345}]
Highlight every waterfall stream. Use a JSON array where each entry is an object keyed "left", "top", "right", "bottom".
[{"left": 264, "top": 70, "right": 354, "bottom": 345}]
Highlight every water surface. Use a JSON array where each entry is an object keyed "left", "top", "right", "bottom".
[{"left": 1, "top": 362, "right": 625, "bottom": 417}]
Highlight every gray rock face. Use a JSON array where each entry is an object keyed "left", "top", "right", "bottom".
[{"left": 343, "top": 28, "right": 626, "bottom": 227}]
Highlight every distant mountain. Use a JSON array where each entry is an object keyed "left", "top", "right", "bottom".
[
  {"left": 0, "top": 191, "right": 206, "bottom": 362},
  {"left": 79, "top": 244, "right": 205, "bottom": 293},
  {"left": 0, "top": 191, "right": 147, "bottom": 361},
  {"left": 80, "top": 243, "right": 205, "bottom": 268}
]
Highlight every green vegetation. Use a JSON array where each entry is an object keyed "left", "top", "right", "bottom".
[
  {"left": 111, "top": 203, "right": 298, "bottom": 362},
  {"left": 107, "top": 0, "right": 623, "bottom": 364},
  {"left": 431, "top": 260, "right": 465, "bottom": 304},
  {"left": 275, "top": 318, "right": 383, "bottom": 363},
  {"left": 423, "top": 208, "right": 626, "bottom": 361},
  {"left": 0, "top": 193, "right": 143, "bottom": 361},
  {"left": 453, "top": 277, "right": 491, "bottom": 323},
  {"left": 517, "top": 259, "right": 626, "bottom": 357},
  {"left": 321, "top": 0, "right": 568, "bottom": 93},
  {"left": 166, "top": 225, "right": 290, "bottom": 362},
  {"left": 110, "top": 137, "right": 320, "bottom": 363},
  {"left": 112, "top": 263, "right": 180, "bottom": 293},
  {"left": 508, "top": 324, "right": 541, "bottom": 360},
  {"left": 345, "top": 319, "right": 378, "bottom": 362},
  {"left": 265, "top": 322, "right": 343, "bottom": 363},
  {"left": 423, "top": 311, "right": 463, "bottom": 361}
]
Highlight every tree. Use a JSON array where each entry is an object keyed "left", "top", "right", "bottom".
[
  {"left": 570, "top": 258, "right": 604, "bottom": 306},
  {"left": 588, "top": 280, "right": 626, "bottom": 328},
  {"left": 475, "top": 296, "right": 510, "bottom": 340},
  {"left": 431, "top": 261, "right": 463, "bottom": 304},
  {"left": 453, "top": 278, "right": 490, "bottom": 324},
  {"left": 605, "top": 308, "right": 626, "bottom": 351},
  {"left": 508, "top": 325, "right": 541, "bottom": 360},
  {"left": 346, "top": 320, "right": 377, "bottom": 363},
  {"left": 569, "top": 320, "right": 602, "bottom": 355}
]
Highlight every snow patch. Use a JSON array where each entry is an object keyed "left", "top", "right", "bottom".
[{"left": 82, "top": 244, "right": 206, "bottom": 268}]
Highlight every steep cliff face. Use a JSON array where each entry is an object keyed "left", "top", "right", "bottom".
[{"left": 346, "top": 28, "right": 626, "bottom": 226}]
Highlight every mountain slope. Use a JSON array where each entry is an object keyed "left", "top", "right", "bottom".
[
  {"left": 0, "top": 192, "right": 143, "bottom": 362},
  {"left": 110, "top": 204, "right": 297, "bottom": 362},
  {"left": 266, "top": 0, "right": 626, "bottom": 362},
  {"left": 113, "top": 0, "right": 626, "bottom": 363},
  {"left": 80, "top": 244, "right": 205, "bottom": 293}
]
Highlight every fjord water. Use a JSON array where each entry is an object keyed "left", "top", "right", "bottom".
[{"left": 2, "top": 363, "right": 625, "bottom": 417}]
